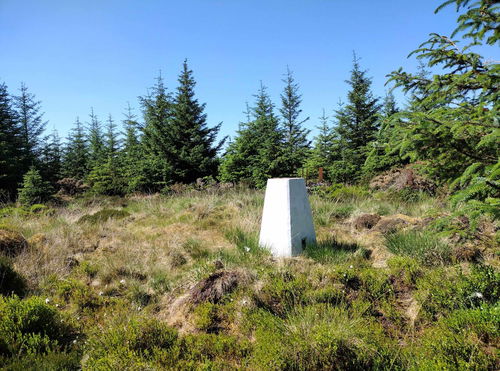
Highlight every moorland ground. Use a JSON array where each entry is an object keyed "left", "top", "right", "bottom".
[{"left": 0, "top": 185, "right": 498, "bottom": 369}]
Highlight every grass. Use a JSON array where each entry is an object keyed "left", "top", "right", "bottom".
[{"left": 0, "top": 185, "right": 498, "bottom": 369}]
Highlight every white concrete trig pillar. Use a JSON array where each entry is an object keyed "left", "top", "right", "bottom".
[{"left": 259, "top": 178, "right": 316, "bottom": 257}]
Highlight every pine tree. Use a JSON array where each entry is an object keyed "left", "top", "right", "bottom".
[
  {"left": 363, "top": 91, "right": 404, "bottom": 177},
  {"left": 279, "top": 67, "right": 311, "bottom": 176},
  {"left": 17, "top": 167, "right": 53, "bottom": 206},
  {"left": 87, "top": 108, "right": 105, "bottom": 169},
  {"left": 13, "top": 83, "right": 46, "bottom": 164},
  {"left": 0, "top": 83, "right": 25, "bottom": 199},
  {"left": 40, "top": 129, "right": 63, "bottom": 186},
  {"left": 62, "top": 118, "right": 88, "bottom": 180},
  {"left": 168, "top": 60, "right": 225, "bottom": 183},
  {"left": 139, "top": 73, "right": 174, "bottom": 190},
  {"left": 330, "top": 54, "right": 380, "bottom": 183},
  {"left": 220, "top": 83, "right": 284, "bottom": 187},
  {"left": 305, "top": 109, "right": 338, "bottom": 175},
  {"left": 387, "top": 0, "right": 499, "bottom": 215},
  {"left": 121, "top": 104, "right": 146, "bottom": 192}
]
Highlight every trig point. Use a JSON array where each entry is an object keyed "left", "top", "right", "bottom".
[{"left": 259, "top": 178, "right": 316, "bottom": 257}]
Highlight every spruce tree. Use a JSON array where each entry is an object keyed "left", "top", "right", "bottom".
[
  {"left": 140, "top": 73, "right": 174, "bottom": 190},
  {"left": 62, "top": 118, "right": 88, "bottom": 180},
  {"left": 279, "top": 67, "right": 311, "bottom": 176},
  {"left": 387, "top": 0, "right": 499, "bottom": 214},
  {"left": 0, "top": 83, "right": 25, "bottom": 199},
  {"left": 220, "top": 83, "right": 284, "bottom": 187},
  {"left": 169, "top": 60, "right": 225, "bottom": 183},
  {"left": 330, "top": 54, "right": 380, "bottom": 183},
  {"left": 13, "top": 83, "right": 46, "bottom": 164},
  {"left": 17, "top": 167, "right": 53, "bottom": 206},
  {"left": 87, "top": 108, "right": 105, "bottom": 169},
  {"left": 305, "top": 109, "right": 338, "bottom": 176},
  {"left": 121, "top": 104, "right": 146, "bottom": 192},
  {"left": 40, "top": 129, "right": 63, "bottom": 186}
]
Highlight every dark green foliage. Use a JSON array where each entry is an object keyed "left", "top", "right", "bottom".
[
  {"left": 17, "top": 168, "right": 53, "bottom": 206},
  {"left": 13, "top": 83, "right": 46, "bottom": 164},
  {"left": 279, "top": 67, "right": 311, "bottom": 176},
  {"left": 305, "top": 109, "right": 338, "bottom": 176},
  {"left": 387, "top": 0, "right": 499, "bottom": 214},
  {"left": 0, "top": 83, "right": 26, "bottom": 199},
  {"left": 0, "top": 256, "right": 27, "bottom": 297},
  {"left": 168, "top": 60, "right": 225, "bottom": 183},
  {"left": 39, "top": 130, "right": 63, "bottom": 187},
  {"left": 77, "top": 208, "right": 130, "bottom": 224},
  {"left": 139, "top": 74, "right": 173, "bottom": 190},
  {"left": 220, "top": 83, "right": 285, "bottom": 187},
  {"left": 62, "top": 118, "right": 88, "bottom": 180},
  {"left": 86, "top": 108, "right": 105, "bottom": 169},
  {"left": 330, "top": 54, "right": 381, "bottom": 183}
]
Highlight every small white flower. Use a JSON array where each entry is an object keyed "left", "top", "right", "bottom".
[
  {"left": 45, "top": 298, "right": 50, "bottom": 304},
  {"left": 73, "top": 340, "right": 77, "bottom": 344},
  {"left": 349, "top": 265, "right": 354, "bottom": 269},
  {"left": 99, "top": 291, "right": 104, "bottom": 296},
  {"left": 120, "top": 279, "right": 126, "bottom": 285},
  {"left": 55, "top": 304, "right": 60, "bottom": 308},
  {"left": 137, "top": 306, "right": 142, "bottom": 311},
  {"left": 472, "top": 292, "right": 483, "bottom": 299},
  {"left": 244, "top": 246, "right": 250, "bottom": 252}
]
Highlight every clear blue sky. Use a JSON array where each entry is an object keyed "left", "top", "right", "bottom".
[{"left": 0, "top": 0, "right": 496, "bottom": 142}]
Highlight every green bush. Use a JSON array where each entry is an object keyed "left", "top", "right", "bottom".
[
  {"left": 0, "top": 256, "right": 27, "bottom": 297},
  {"left": 77, "top": 209, "right": 130, "bottom": 224},
  {"left": 0, "top": 296, "right": 75, "bottom": 358},
  {"left": 385, "top": 230, "right": 451, "bottom": 266},
  {"left": 251, "top": 305, "right": 399, "bottom": 370},
  {"left": 411, "top": 305, "right": 499, "bottom": 370},
  {"left": 253, "top": 271, "right": 310, "bottom": 317},
  {"left": 327, "top": 184, "right": 369, "bottom": 202}
]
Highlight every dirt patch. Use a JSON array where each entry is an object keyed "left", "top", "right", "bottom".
[
  {"left": 389, "top": 274, "right": 420, "bottom": 327},
  {"left": 0, "top": 229, "right": 28, "bottom": 256},
  {"left": 189, "top": 270, "right": 246, "bottom": 304},
  {"left": 369, "top": 167, "right": 436, "bottom": 193},
  {"left": 353, "top": 214, "right": 381, "bottom": 230},
  {"left": 374, "top": 218, "right": 408, "bottom": 234}
]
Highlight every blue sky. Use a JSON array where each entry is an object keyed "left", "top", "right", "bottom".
[{"left": 1, "top": 0, "right": 496, "bottom": 143}]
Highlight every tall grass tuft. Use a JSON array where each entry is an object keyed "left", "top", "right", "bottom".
[{"left": 385, "top": 230, "right": 451, "bottom": 266}]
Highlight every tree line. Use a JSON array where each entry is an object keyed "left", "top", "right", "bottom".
[{"left": 1, "top": 0, "right": 498, "bottom": 218}]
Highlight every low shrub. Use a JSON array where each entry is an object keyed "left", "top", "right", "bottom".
[
  {"left": 0, "top": 296, "right": 75, "bottom": 358},
  {"left": 411, "top": 305, "right": 499, "bottom": 370},
  {"left": 385, "top": 230, "right": 451, "bottom": 266},
  {"left": 78, "top": 209, "right": 130, "bottom": 224},
  {"left": 0, "top": 256, "right": 27, "bottom": 297},
  {"left": 327, "top": 184, "right": 369, "bottom": 202},
  {"left": 0, "top": 228, "right": 28, "bottom": 257},
  {"left": 251, "top": 305, "right": 399, "bottom": 370}
]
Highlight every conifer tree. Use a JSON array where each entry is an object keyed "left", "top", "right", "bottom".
[
  {"left": 40, "top": 129, "right": 63, "bottom": 186},
  {"left": 121, "top": 104, "right": 146, "bottom": 192},
  {"left": 62, "top": 118, "right": 88, "bottom": 180},
  {"left": 13, "top": 83, "right": 46, "bottom": 163},
  {"left": 330, "top": 54, "right": 380, "bottom": 183},
  {"left": 140, "top": 73, "right": 174, "bottom": 190},
  {"left": 17, "top": 167, "right": 53, "bottom": 206},
  {"left": 220, "top": 83, "right": 284, "bottom": 187},
  {"left": 88, "top": 114, "right": 125, "bottom": 195},
  {"left": 387, "top": 0, "right": 499, "bottom": 214},
  {"left": 0, "top": 83, "right": 25, "bottom": 199},
  {"left": 279, "top": 67, "right": 311, "bottom": 176},
  {"left": 87, "top": 108, "right": 105, "bottom": 169},
  {"left": 305, "top": 109, "right": 338, "bottom": 175},
  {"left": 168, "top": 60, "right": 225, "bottom": 183}
]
